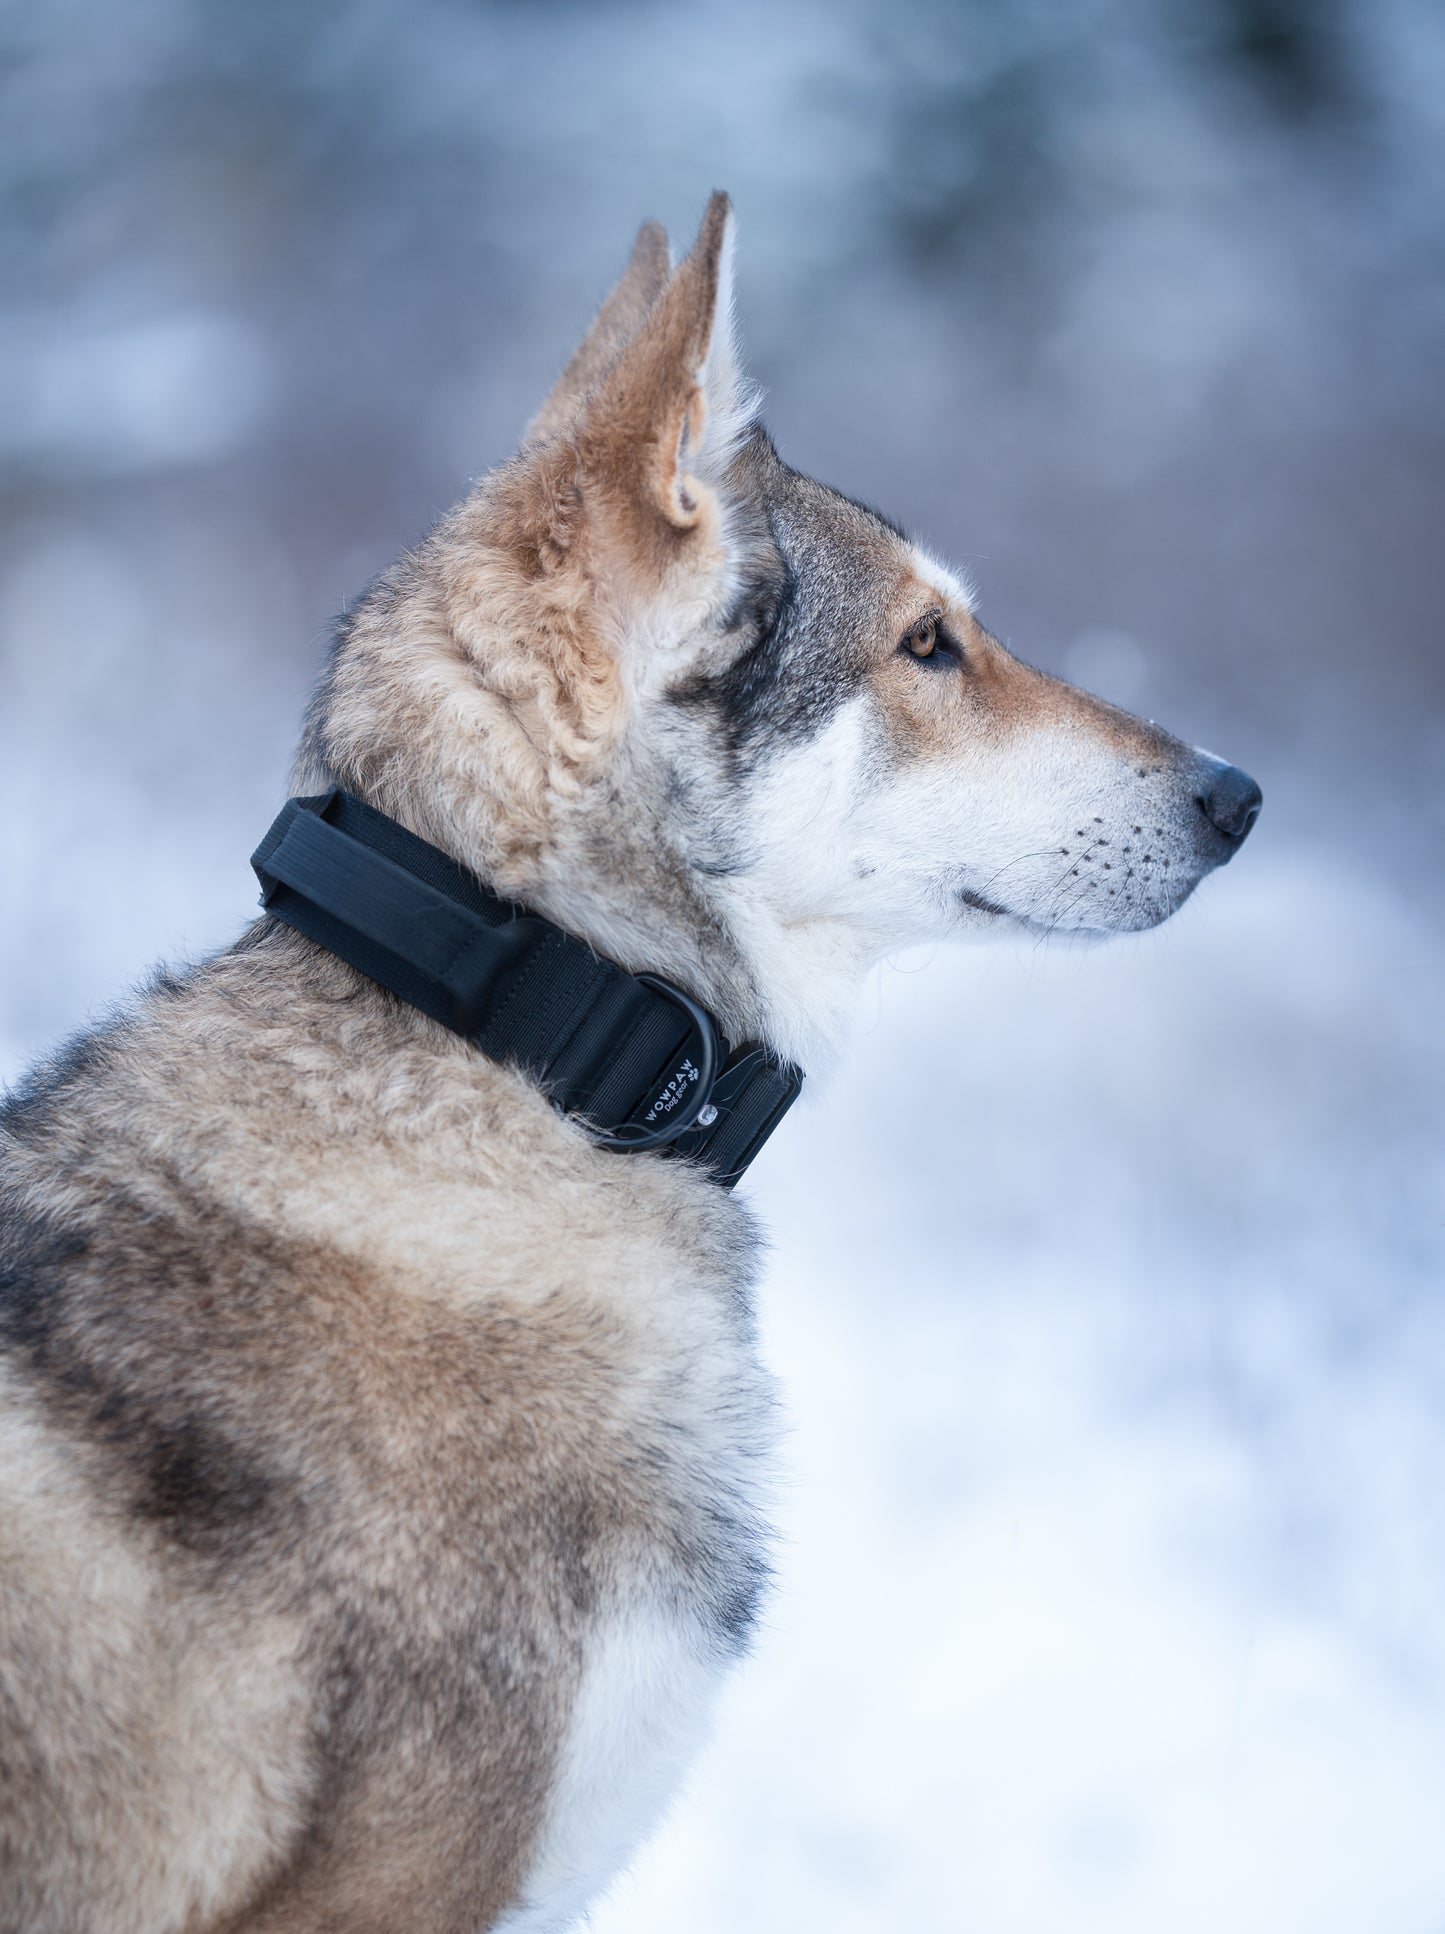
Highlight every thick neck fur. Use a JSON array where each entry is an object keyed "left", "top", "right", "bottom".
[
  {"left": 6, "top": 917, "right": 752, "bottom": 1400},
  {"left": 291, "top": 457, "right": 871, "bottom": 1077}
]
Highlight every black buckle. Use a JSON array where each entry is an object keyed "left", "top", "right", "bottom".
[{"left": 583, "top": 976, "right": 721, "bottom": 1151}]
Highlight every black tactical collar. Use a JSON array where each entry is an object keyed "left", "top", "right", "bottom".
[{"left": 251, "top": 791, "right": 802, "bottom": 1188}]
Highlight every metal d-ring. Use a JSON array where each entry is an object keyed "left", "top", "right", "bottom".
[{"left": 585, "top": 975, "right": 721, "bottom": 1152}]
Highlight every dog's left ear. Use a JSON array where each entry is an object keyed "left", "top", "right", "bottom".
[
  {"left": 526, "top": 218, "right": 673, "bottom": 446},
  {"left": 574, "top": 191, "right": 749, "bottom": 552}
]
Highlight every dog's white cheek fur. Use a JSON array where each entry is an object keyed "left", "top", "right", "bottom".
[
  {"left": 715, "top": 704, "right": 1211, "bottom": 1063},
  {"left": 711, "top": 699, "right": 910, "bottom": 1071}
]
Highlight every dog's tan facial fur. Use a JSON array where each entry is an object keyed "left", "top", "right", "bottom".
[
  {"left": 0, "top": 194, "right": 1256, "bottom": 1933},
  {"left": 874, "top": 582, "right": 1178, "bottom": 769}
]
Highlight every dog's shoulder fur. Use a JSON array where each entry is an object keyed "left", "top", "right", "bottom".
[
  {"left": 1, "top": 918, "right": 772, "bottom": 1933},
  {"left": 0, "top": 193, "right": 1257, "bottom": 1933}
]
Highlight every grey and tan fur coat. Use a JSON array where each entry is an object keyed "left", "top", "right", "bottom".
[{"left": 0, "top": 193, "right": 1259, "bottom": 1933}]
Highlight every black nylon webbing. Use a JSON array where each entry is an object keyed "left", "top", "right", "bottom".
[{"left": 251, "top": 791, "right": 802, "bottom": 1187}]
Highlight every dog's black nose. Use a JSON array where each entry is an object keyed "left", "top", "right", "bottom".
[{"left": 1197, "top": 762, "right": 1262, "bottom": 845}]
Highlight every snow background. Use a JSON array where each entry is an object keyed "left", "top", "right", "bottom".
[{"left": 2, "top": 2, "right": 1442, "bottom": 1926}]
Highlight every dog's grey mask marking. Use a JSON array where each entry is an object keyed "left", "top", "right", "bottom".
[{"left": 668, "top": 430, "right": 900, "bottom": 768}]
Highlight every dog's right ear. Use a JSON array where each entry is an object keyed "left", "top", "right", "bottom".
[
  {"left": 525, "top": 221, "right": 672, "bottom": 446},
  {"left": 449, "top": 199, "right": 749, "bottom": 790},
  {"left": 571, "top": 192, "right": 749, "bottom": 564}
]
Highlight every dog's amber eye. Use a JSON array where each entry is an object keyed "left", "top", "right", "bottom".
[{"left": 903, "top": 616, "right": 938, "bottom": 659}]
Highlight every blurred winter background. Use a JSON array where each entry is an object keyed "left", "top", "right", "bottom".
[{"left": 1, "top": 0, "right": 1442, "bottom": 1926}]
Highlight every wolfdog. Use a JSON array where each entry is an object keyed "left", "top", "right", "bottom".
[{"left": 0, "top": 194, "right": 1259, "bottom": 1932}]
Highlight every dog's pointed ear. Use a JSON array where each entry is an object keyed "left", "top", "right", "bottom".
[
  {"left": 575, "top": 191, "right": 749, "bottom": 540},
  {"left": 525, "top": 220, "right": 672, "bottom": 445}
]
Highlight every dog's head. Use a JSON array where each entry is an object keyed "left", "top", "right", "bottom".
[{"left": 301, "top": 193, "right": 1260, "bottom": 1067}]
